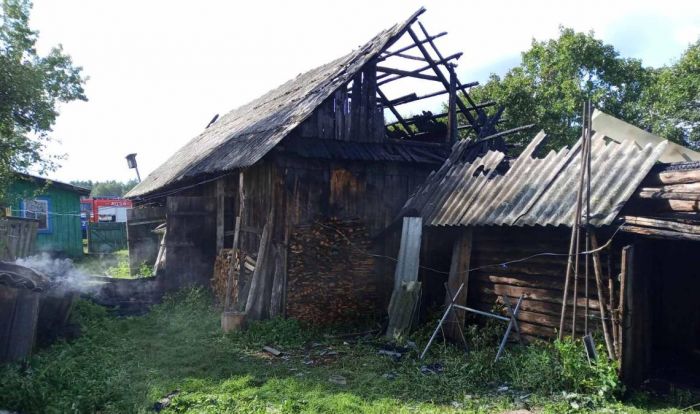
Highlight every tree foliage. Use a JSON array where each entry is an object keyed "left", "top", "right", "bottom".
[
  {"left": 642, "top": 40, "right": 700, "bottom": 148},
  {"left": 0, "top": 0, "right": 86, "bottom": 197},
  {"left": 69, "top": 179, "right": 139, "bottom": 197},
  {"left": 466, "top": 27, "right": 699, "bottom": 152}
]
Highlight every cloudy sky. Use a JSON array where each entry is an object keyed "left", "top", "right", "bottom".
[{"left": 29, "top": 0, "right": 700, "bottom": 183}]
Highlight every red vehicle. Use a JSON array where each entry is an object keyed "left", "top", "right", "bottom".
[{"left": 80, "top": 197, "right": 133, "bottom": 224}]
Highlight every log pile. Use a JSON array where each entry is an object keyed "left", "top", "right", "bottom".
[
  {"left": 622, "top": 164, "right": 700, "bottom": 240},
  {"left": 211, "top": 249, "right": 238, "bottom": 305},
  {"left": 286, "top": 218, "right": 378, "bottom": 325}
]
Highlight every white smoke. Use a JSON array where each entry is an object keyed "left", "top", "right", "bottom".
[{"left": 15, "top": 253, "right": 104, "bottom": 293}]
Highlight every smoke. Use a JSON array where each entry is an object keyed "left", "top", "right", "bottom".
[{"left": 15, "top": 253, "right": 103, "bottom": 294}]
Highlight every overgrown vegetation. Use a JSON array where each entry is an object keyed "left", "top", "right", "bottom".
[
  {"left": 75, "top": 249, "right": 152, "bottom": 278},
  {"left": 0, "top": 289, "right": 694, "bottom": 413}
]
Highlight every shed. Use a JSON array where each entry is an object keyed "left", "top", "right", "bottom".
[
  {"left": 4, "top": 173, "right": 90, "bottom": 257},
  {"left": 125, "top": 9, "right": 511, "bottom": 325},
  {"left": 399, "top": 110, "right": 700, "bottom": 386}
]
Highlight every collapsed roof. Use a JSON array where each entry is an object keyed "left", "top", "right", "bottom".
[{"left": 127, "top": 8, "right": 505, "bottom": 199}]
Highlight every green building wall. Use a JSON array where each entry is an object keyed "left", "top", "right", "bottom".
[{"left": 8, "top": 179, "right": 85, "bottom": 257}]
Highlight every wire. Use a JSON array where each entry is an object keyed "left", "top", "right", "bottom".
[{"left": 314, "top": 219, "right": 624, "bottom": 276}]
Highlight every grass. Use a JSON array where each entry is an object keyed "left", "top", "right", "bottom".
[
  {"left": 0, "top": 289, "right": 696, "bottom": 413},
  {"left": 75, "top": 249, "right": 153, "bottom": 279}
]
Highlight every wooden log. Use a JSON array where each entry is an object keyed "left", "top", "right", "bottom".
[
  {"left": 651, "top": 169, "right": 700, "bottom": 185},
  {"left": 620, "top": 225, "right": 700, "bottom": 241},
  {"left": 639, "top": 182, "right": 700, "bottom": 193},
  {"left": 622, "top": 215, "right": 700, "bottom": 234},
  {"left": 444, "top": 229, "right": 472, "bottom": 342},
  {"left": 637, "top": 190, "right": 700, "bottom": 201}
]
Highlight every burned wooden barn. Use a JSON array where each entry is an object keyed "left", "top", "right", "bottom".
[
  {"left": 125, "top": 9, "right": 507, "bottom": 325},
  {"left": 400, "top": 110, "right": 700, "bottom": 386}
]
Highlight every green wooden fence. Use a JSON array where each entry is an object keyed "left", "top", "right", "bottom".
[{"left": 87, "top": 222, "right": 127, "bottom": 253}]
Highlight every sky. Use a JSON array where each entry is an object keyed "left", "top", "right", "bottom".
[{"left": 28, "top": 0, "right": 700, "bottom": 183}]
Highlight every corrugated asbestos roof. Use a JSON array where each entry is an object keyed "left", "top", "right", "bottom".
[
  {"left": 280, "top": 137, "right": 448, "bottom": 164},
  {"left": 127, "top": 11, "right": 423, "bottom": 198},
  {"left": 402, "top": 118, "right": 669, "bottom": 228}
]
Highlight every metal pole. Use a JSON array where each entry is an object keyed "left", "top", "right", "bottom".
[
  {"left": 495, "top": 295, "right": 523, "bottom": 361},
  {"left": 420, "top": 283, "right": 464, "bottom": 359}
]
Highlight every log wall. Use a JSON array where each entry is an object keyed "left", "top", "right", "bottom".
[{"left": 467, "top": 226, "right": 621, "bottom": 342}]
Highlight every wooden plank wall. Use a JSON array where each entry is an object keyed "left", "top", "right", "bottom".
[
  {"left": 126, "top": 206, "right": 166, "bottom": 275},
  {"left": 297, "top": 62, "right": 384, "bottom": 143},
  {"left": 0, "top": 217, "right": 38, "bottom": 261},
  {"left": 467, "top": 226, "right": 621, "bottom": 342}
]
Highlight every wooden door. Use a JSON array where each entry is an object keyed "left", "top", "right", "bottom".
[{"left": 164, "top": 197, "right": 216, "bottom": 291}]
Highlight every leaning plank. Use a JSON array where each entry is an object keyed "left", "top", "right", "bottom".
[
  {"left": 392, "top": 217, "right": 422, "bottom": 291},
  {"left": 244, "top": 208, "right": 274, "bottom": 320},
  {"left": 444, "top": 229, "right": 472, "bottom": 341},
  {"left": 386, "top": 281, "right": 422, "bottom": 340}
]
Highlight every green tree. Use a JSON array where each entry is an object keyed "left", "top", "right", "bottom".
[
  {"left": 0, "top": 0, "right": 87, "bottom": 199},
  {"left": 642, "top": 40, "right": 700, "bottom": 148},
  {"left": 69, "top": 179, "right": 139, "bottom": 197},
  {"left": 466, "top": 27, "right": 651, "bottom": 151}
]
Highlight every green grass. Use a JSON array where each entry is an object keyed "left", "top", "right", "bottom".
[
  {"left": 75, "top": 249, "right": 153, "bottom": 278},
  {"left": 0, "top": 289, "right": 696, "bottom": 413}
]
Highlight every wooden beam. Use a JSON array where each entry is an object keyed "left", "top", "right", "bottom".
[
  {"left": 382, "top": 51, "right": 426, "bottom": 62},
  {"left": 388, "top": 82, "right": 481, "bottom": 107},
  {"left": 376, "top": 52, "right": 463, "bottom": 85},
  {"left": 380, "top": 31, "right": 447, "bottom": 60},
  {"left": 622, "top": 215, "right": 700, "bottom": 234},
  {"left": 216, "top": 178, "right": 225, "bottom": 252},
  {"left": 375, "top": 66, "right": 440, "bottom": 82},
  {"left": 416, "top": 22, "right": 488, "bottom": 128},
  {"left": 406, "top": 27, "right": 481, "bottom": 132},
  {"left": 385, "top": 101, "right": 496, "bottom": 129},
  {"left": 377, "top": 88, "right": 414, "bottom": 139},
  {"left": 444, "top": 229, "right": 472, "bottom": 342},
  {"left": 447, "top": 70, "right": 457, "bottom": 144}
]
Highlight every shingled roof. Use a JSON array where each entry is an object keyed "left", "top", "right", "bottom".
[{"left": 127, "top": 10, "right": 427, "bottom": 198}]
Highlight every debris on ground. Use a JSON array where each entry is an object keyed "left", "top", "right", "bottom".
[
  {"left": 378, "top": 349, "right": 403, "bottom": 360},
  {"left": 420, "top": 362, "right": 444, "bottom": 375},
  {"left": 153, "top": 390, "right": 180, "bottom": 412},
  {"left": 328, "top": 374, "right": 347, "bottom": 386},
  {"left": 383, "top": 371, "right": 398, "bottom": 380},
  {"left": 262, "top": 346, "right": 282, "bottom": 356}
]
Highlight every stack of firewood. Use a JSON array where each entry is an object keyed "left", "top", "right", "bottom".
[
  {"left": 211, "top": 249, "right": 238, "bottom": 305},
  {"left": 286, "top": 217, "right": 378, "bottom": 325}
]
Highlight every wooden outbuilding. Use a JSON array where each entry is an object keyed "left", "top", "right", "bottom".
[
  {"left": 399, "top": 110, "right": 700, "bottom": 387},
  {"left": 125, "top": 9, "right": 509, "bottom": 325}
]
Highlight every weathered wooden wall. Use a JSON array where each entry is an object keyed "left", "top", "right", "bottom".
[
  {"left": 0, "top": 217, "right": 38, "bottom": 261},
  {"left": 126, "top": 206, "right": 166, "bottom": 275},
  {"left": 164, "top": 197, "right": 217, "bottom": 291},
  {"left": 466, "top": 226, "right": 621, "bottom": 342},
  {"left": 297, "top": 62, "right": 384, "bottom": 143}
]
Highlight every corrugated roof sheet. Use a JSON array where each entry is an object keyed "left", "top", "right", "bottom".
[
  {"left": 402, "top": 118, "right": 669, "bottom": 228},
  {"left": 127, "top": 10, "right": 423, "bottom": 198}
]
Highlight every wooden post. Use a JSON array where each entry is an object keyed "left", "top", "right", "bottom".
[
  {"left": 216, "top": 177, "right": 225, "bottom": 252},
  {"left": 590, "top": 233, "right": 615, "bottom": 360},
  {"left": 446, "top": 69, "right": 458, "bottom": 145},
  {"left": 444, "top": 229, "right": 472, "bottom": 342}
]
